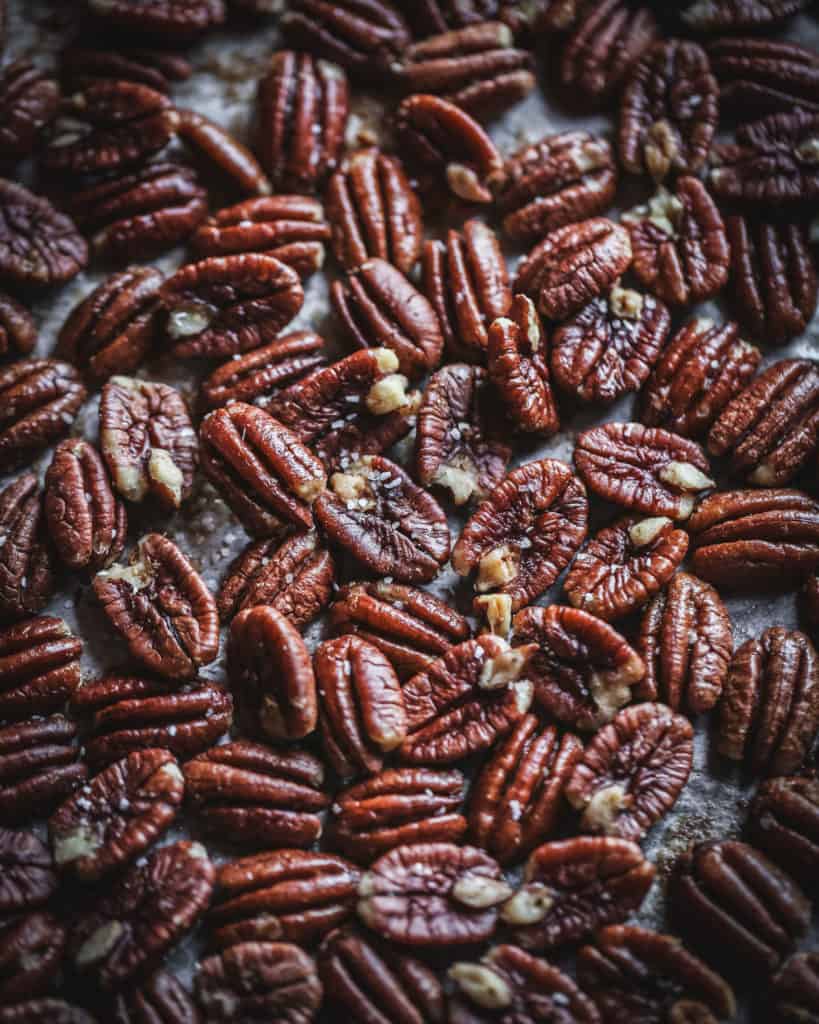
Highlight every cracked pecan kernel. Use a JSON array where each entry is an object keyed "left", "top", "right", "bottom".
[{"left": 0, "top": 715, "right": 85, "bottom": 824}]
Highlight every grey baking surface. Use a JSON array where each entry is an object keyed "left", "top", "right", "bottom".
[{"left": 7, "top": 1, "right": 819, "bottom": 1017}]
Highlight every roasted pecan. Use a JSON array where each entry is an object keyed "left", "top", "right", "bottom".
[
  {"left": 469, "top": 714, "right": 583, "bottom": 864},
  {"left": 681, "top": 0, "right": 809, "bottom": 31},
  {"left": 577, "top": 925, "right": 736, "bottom": 1024},
  {"left": 0, "top": 827, "right": 57, "bottom": 914},
  {"left": 639, "top": 317, "right": 761, "bottom": 439},
  {"left": 85, "top": 0, "right": 226, "bottom": 40},
  {"left": 551, "top": 286, "right": 670, "bottom": 405},
  {"left": 176, "top": 108, "right": 271, "bottom": 197},
  {"left": 0, "top": 715, "right": 85, "bottom": 824},
  {"left": 394, "top": 93, "right": 505, "bottom": 204},
  {"left": 769, "top": 952, "right": 819, "bottom": 1024},
  {"left": 111, "top": 970, "right": 199, "bottom": 1024},
  {"left": 0, "top": 476, "right": 55, "bottom": 623},
  {"left": 0, "top": 179, "right": 87, "bottom": 289},
  {"left": 71, "top": 674, "right": 232, "bottom": 766},
  {"left": 314, "top": 455, "right": 450, "bottom": 584},
  {"left": 160, "top": 254, "right": 304, "bottom": 359},
  {"left": 328, "top": 581, "right": 470, "bottom": 681},
  {"left": 453, "top": 459, "right": 587, "bottom": 614},
  {"left": 512, "top": 605, "right": 645, "bottom": 731},
  {"left": 537, "top": 0, "right": 585, "bottom": 31},
  {"left": 636, "top": 572, "right": 732, "bottom": 715},
  {"left": 228, "top": 605, "right": 317, "bottom": 742},
  {"left": 709, "top": 37, "right": 819, "bottom": 116},
  {"left": 209, "top": 849, "right": 360, "bottom": 949},
  {"left": 70, "top": 840, "right": 214, "bottom": 990},
  {"left": 394, "top": 0, "right": 507, "bottom": 33},
  {"left": 575, "top": 421, "right": 713, "bottom": 520},
  {"left": 0, "top": 1001, "right": 95, "bottom": 1023},
  {"left": 501, "top": 836, "right": 655, "bottom": 951},
  {"left": 515, "top": 218, "right": 632, "bottom": 322},
  {"left": 726, "top": 215, "right": 818, "bottom": 346},
  {"left": 0, "top": 912, "right": 65, "bottom": 1004},
  {"left": 328, "top": 766, "right": 467, "bottom": 863},
  {"left": 748, "top": 774, "right": 819, "bottom": 891},
  {"left": 619, "top": 40, "right": 718, "bottom": 181},
  {"left": 184, "top": 741, "right": 328, "bottom": 849},
  {"left": 59, "top": 45, "right": 193, "bottom": 94},
  {"left": 670, "top": 839, "right": 810, "bottom": 975},
  {"left": 49, "top": 748, "right": 184, "bottom": 882},
  {"left": 0, "top": 292, "right": 35, "bottom": 359},
  {"left": 256, "top": 51, "right": 348, "bottom": 194},
  {"left": 0, "top": 60, "right": 59, "bottom": 164},
  {"left": 200, "top": 403, "right": 327, "bottom": 535},
  {"left": 564, "top": 515, "right": 689, "bottom": 622},
  {"left": 623, "top": 177, "right": 729, "bottom": 306},
  {"left": 0, "top": 615, "right": 81, "bottom": 721}
]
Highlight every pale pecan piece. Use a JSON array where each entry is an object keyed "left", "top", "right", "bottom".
[
  {"left": 639, "top": 317, "right": 761, "bottom": 439},
  {"left": 0, "top": 828, "right": 57, "bottom": 915},
  {"left": 85, "top": 0, "right": 225, "bottom": 40},
  {"left": 681, "top": 0, "right": 809, "bottom": 32},
  {"left": 0, "top": 911, "right": 65, "bottom": 1005},
  {"left": 512, "top": 605, "right": 645, "bottom": 731},
  {"left": 328, "top": 766, "right": 467, "bottom": 863},
  {"left": 49, "top": 748, "right": 183, "bottom": 881},
  {"left": 111, "top": 971, "right": 199, "bottom": 1024},
  {"left": 0, "top": 715, "right": 85, "bottom": 824},
  {"left": 0, "top": 292, "right": 36, "bottom": 358},
  {"left": 314, "top": 455, "right": 450, "bottom": 584},
  {"left": 0, "top": 475, "right": 55, "bottom": 623},
  {"left": 0, "top": 1001, "right": 94, "bottom": 1023},
  {"left": 469, "top": 714, "right": 583, "bottom": 864},
  {"left": 564, "top": 515, "right": 689, "bottom": 622},
  {"left": 0, "top": 179, "right": 87, "bottom": 289},
  {"left": 184, "top": 741, "right": 328, "bottom": 849},
  {"left": 501, "top": 836, "right": 654, "bottom": 951},
  {"left": 0, "top": 615, "right": 81, "bottom": 720},
  {"left": 551, "top": 286, "right": 670, "bottom": 405},
  {"left": 708, "top": 37, "right": 819, "bottom": 116},
  {"left": 748, "top": 774, "right": 819, "bottom": 892},
  {"left": 59, "top": 45, "right": 193, "bottom": 93},
  {"left": 0, "top": 60, "right": 59, "bottom": 164},
  {"left": 514, "top": 218, "right": 632, "bottom": 322},
  {"left": 769, "top": 952, "right": 819, "bottom": 1024},
  {"left": 176, "top": 108, "right": 271, "bottom": 198}
]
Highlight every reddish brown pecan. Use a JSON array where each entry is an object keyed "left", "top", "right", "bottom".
[
  {"left": 708, "top": 37, "right": 819, "bottom": 116},
  {"left": 0, "top": 475, "right": 55, "bottom": 623},
  {"left": 200, "top": 403, "right": 327, "bottom": 536},
  {"left": 0, "top": 60, "right": 59, "bottom": 164},
  {"left": 93, "top": 533, "right": 219, "bottom": 680},
  {"left": 160, "top": 254, "right": 304, "bottom": 359},
  {"left": 0, "top": 1002, "right": 95, "bottom": 1024},
  {"left": 0, "top": 615, "right": 81, "bottom": 720},
  {"left": 176, "top": 108, "right": 271, "bottom": 197},
  {"left": 111, "top": 970, "right": 199, "bottom": 1024},
  {"left": 328, "top": 766, "right": 467, "bottom": 863},
  {"left": 85, "top": 0, "right": 226, "bottom": 40},
  {"left": 512, "top": 605, "right": 645, "bottom": 731},
  {"left": 184, "top": 741, "right": 328, "bottom": 849},
  {"left": 70, "top": 840, "right": 214, "bottom": 990},
  {"left": 469, "top": 714, "right": 583, "bottom": 864},
  {"left": 315, "top": 455, "right": 450, "bottom": 584},
  {"left": 639, "top": 317, "right": 761, "bottom": 440},
  {"left": 551, "top": 286, "right": 670, "bottom": 406},
  {"left": 395, "top": 0, "right": 507, "bottom": 33},
  {"left": 0, "top": 912, "right": 65, "bottom": 1004},
  {"left": 769, "top": 952, "right": 819, "bottom": 1024},
  {"left": 0, "top": 292, "right": 35, "bottom": 359},
  {"left": 501, "top": 836, "right": 655, "bottom": 951},
  {"left": 0, "top": 715, "right": 85, "bottom": 824},
  {"left": 514, "top": 218, "right": 632, "bottom": 322},
  {"left": 681, "top": 0, "right": 810, "bottom": 32},
  {"left": 748, "top": 774, "right": 819, "bottom": 891},
  {"left": 0, "top": 828, "right": 57, "bottom": 915},
  {"left": 0, "top": 179, "right": 87, "bottom": 289},
  {"left": 59, "top": 45, "right": 193, "bottom": 93},
  {"left": 619, "top": 40, "right": 718, "bottom": 181},
  {"left": 256, "top": 51, "right": 348, "bottom": 195},
  {"left": 577, "top": 925, "right": 737, "bottom": 1024},
  {"left": 564, "top": 515, "right": 689, "bottom": 622},
  {"left": 726, "top": 215, "right": 818, "bottom": 346}
]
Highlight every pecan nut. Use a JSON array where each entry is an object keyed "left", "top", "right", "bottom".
[
  {"left": 0, "top": 615, "right": 82, "bottom": 720},
  {"left": 0, "top": 179, "right": 87, "bottom": 289},
  {"left": 681, "top": 0, "right": 810, "bottom": 30},
  {"left": 0, "top": 912, "right": 64, "bottom": 1005},
  {"left": 0, "top": 827, "right": 57, "bottom": 915},
  {"left": 0, "top": 715, "right": 86, "bottom": 824},
  {"left": 111, "top": 970, "right": 199, "bottom": 1024},
  {"left": 708, "top": 37, "right": 819, "bottom": 117},
  {"left": 748, "top": 774, "right": 819, "bottom": 891},
  {"left": 176, "top": 107, "right": 271, "bottom": 198},
  {"left": 59, "top": 45, "right": 193, "bottom": 94},
  {"left": 0, "top": 60, "right": 59, "bottom": 164},
  {"left": 85, "top": 0, "right": 226, "bottom": 39},
  {"left": 0, "top": 1001, "right": 95, "bottom": 1023},
  {"left": 769, "top": 952, "right": 819, "bottom": 1024},
  {"left": 0, "top": 475, "right": 55, "bottom": 623},
  {"left": 0, "top": 292, "right": 36, "bottom": 359}
]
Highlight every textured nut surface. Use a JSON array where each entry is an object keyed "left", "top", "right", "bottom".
[
  {"left": 85, "top": 0, "right": 226, "bottom": 39},
  {"left": 176, "top": 107, "right": 271, "bottom": 198},
  {"left": 59, "top": 44, "right": 193, "bottom": 93},
  {"left": 0, "top": 827, "right": 56, "bottom": 915},
  {"left": 0, "top": 615, "right": 81, "bottom": 720},
  {"left": 708, "top": 36, "right": 819, "bottom": 116},
  {"left": 0, "top": 291, "right": 36, "bottom": 358},
  {"left": 0, "top": 179, "right": 87, "bottom": 288},
  {"left": 0, "top": 60, "right": 59, "bottom": 163},
  {"left": 748, "top": 773, "right": 819, "bottom": 891},
  {"left": 111, "top": 969, "right": 200, "bottom": 1024},
  {"left": 0, "top": 910, "right": 65, "bottom": 1004},
  {"left": 0, "top": 715, "right": 85, "bottom": 824},
  {"left": 769, "top": 951, "right": 819, "bottom": 1024},
  {"left": 0, "top": 475, "right": 55, "bottom": 623},
  {"left": 682, "top": 0, "right": 809, "bottom": 30}
]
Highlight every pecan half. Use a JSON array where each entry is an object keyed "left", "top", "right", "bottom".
[
  {"left": 0, "top": 60, "right": 59, "bottom": 164},
  {"left": 709, "top": 37, "right": 819, "bottom": 116},
  {"left": 0, "top": 828, "right": 56, "bottom": 915},
  {"left": 111, "top": 971, "right": 199, "bottom": 1024},
  {"left": 0, "top": 179, "right": 87, "bottom": 289},
  {"left": 85, "top": 0, "right": 226, "bottom": 39},
  {"left": 681, "top": 0, "right": 810, "bottom": 32},
  {"left": 748, "top": 774, "right": 819, "bottom": 891},
  {"left": 0, "top": 1001, "right": 95, "bottom": 1023},
  {"left": 0, "top": 292, "right": 36, "bottom": 358},
  {"left": 176, "top": 107, "right": 271, "bottom": 197},
  {"left": 59, "top": 45, "right": 193, "bottom": 93},
  {"left": 0, "top": 615, "right": 81, "bottom": 720},
  {"left": 0, "top": 475, "right": 55, "bottom": 623},
  {"left": 0, "top": 715, "right": 85, "bottom": 824},
  {"left": 769, "top": 952, "right": 819, "bottom": 1024},
  {"left": 0, "top": 911, "right": 64, "bottom": 1004}
]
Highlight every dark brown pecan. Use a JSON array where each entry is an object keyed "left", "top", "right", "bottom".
[
  {"left": 0, "top": 827, "right": 57, "bottom": 914},
  {"left": 394, "top": 93, "right": 505, "bottom": 204},
  {"left": 71, "top": 675, "right": 232, "bottom": 766},
  {"left": 191, "top": 196, "right": 330, "bottom": 279},
  {"left": 315, "top": 636, "right": 406, "bottom": 778},
  {"left": 328, "top": 581, "right": 470, "bottom": 681},
  {"left": 512, "top": 606, "right": 645, "bottom": 732},
  {"left": 176, "top": 108, "right": 271, "bottom": 198},
  {"left": 636, "top": 572, "right": 732, "bottom": 715},
  {"left": 184, "top": 741, "right": 328, "bottom": 849},
  {"left": 575, "top": 421, "right": 713, "bottom": 520},
  {"left": 0, "top": 715, "right": 85, "bottom": 824},
  {"left": 49, "top": 748, "right": 183, "bottom": 882},
  {"left": 0, "top": 1001, "right": 95, "bottom": 1024},
  {"left": 399, "top": 634, "right": 535, "bottom": 765},
  {"left": 0, "top": 292, "right": 35, "bottom": 359},
  {"left": 328, "top": 766, "right": 466, "bottom": 863},
  {"left": 256, "top": 51, "right": 348, "bottom": 194},
  {"left": 85, "top": 0, "right": 226, "bottom": 40},
  {"left": 209, "top": 849, "right": 360, "bottom": 949},
  {"left": 501, "top": 836, "right": 655, "bottom": 951},
  {"left": 0, "top": 476, "right": 55, "bottom": 623},
  {"left": 727, "top": 215, "right": 818, "bottom": 346},
  {"left": 551, "top": 286, "right": 670, "bottom": 405},
  {"left": 314, "top": 455, "right": 450, "bottom": 584},
  {"left": 111, "top": 970, "right": 199, "bottom": 1024},
  {"left": 0, "top": 912, "right": 65, "bottom": 1004},
  {"left": 228, "top": 605, "right": 317, "bottom": 743},
  {"left": 497, "top": 131, "right": 617, "bottom": 244},
  {"left": 564, "top": 515, "right": 689, "bottom": 622},
  {"left": 639, "top": 317, "right": 761, "bottom": 440},
  {"left": 0, "top": 615, "right": 81, "bottom": 721},
  {"left": 619, "top": 40, "right": 718, "bottom": 182},
  {"left": 681, "top": 0, "right": 809, "bottom": 31},
  {"left": 195, "top": 942, "right": 321, "bottom": 1024},
  {"left": 769, "top": 952, "right": 819, "bottom": 1024},
  {"left": 160, "top": 254, "right": 304, "bottom": 360},
  {"left": 748, "top": 774, "right": 819, "bottom": 891},
  {"left": 623, "top": 177, "right": 729, "bottom": 307},
  {"left": 469, "top": 714, "right": 583, "bottom": 865},
  {"left": 59, "top": 45, "right": 193, "bottom": 94},
  {"left": 577, "top": 925, "right": 736, "bottom": 1024},
  {"left": 709, "top": 37, "right": 819, "bottom": 116},
  {"left": 707, "top": 359, "right": 819, "bottom": 486},
  {"left": 200, "top": 403, "right": 327, "bottom": 536},
  {"left": 0, "top": 179, "right": 87, "bottom": 289},
  {"left": 670, "top": 839, "right": 810, "bottom": 976},
  {"left": 537, "top": 0, "right": 584, "bottom": 31},
  {"left": 561, "top": 0, "right": 659, "bottom": 106},
  {"left": 394, "top": 0, "right": 508, "bottom": 33},
  {"left": 70, "top": 840, "right": 214, "bottom": 991},
  {"left": 515, "top": 218, "right": 632, "bottom": 322},
  {"left": 0, "top": 60, "right": 59, "bottom": 164}
]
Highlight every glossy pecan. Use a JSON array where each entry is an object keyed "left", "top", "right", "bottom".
[
  {"left": 176, "top": 108, "right": 271, "bottom": 198},
  {"left": 708, "top": 37, "right": 819, "bottom": 116},
  {"left": 0, "top": 615, "right": 81, "bottom": 721},
  {"left": 0, "top": 1001, "right": 95, "bottom": 1023},
  {"left": 0, "top": 827, "right": 57, "bottom": 915},
  {"left": 0, "top": 179, "right": 87, "bottom": 289},
  {"left": 0, "top": 359, "right": 84, "bottom": 472},
  {"left": 0, "top": 912, "right": 65, "bottom": 1004},
  {"left": 0, "top": 292, "right": 35, "bottom": 359},
  {"left": 111, "top": 970, "right": 199, "bottom": 1024},
  {"left": 681, "top": 0, "right": 810, "bottom": 32},
  {"left": 85, "top": 0, "right": 226, "bottom": 39},
  {"left": 59, "top": 45, "right": 193, "bottom": 94},
  {"left": 769, "top": 952, "right": 819, "bottom": 1024},
  {"left": 0, "top": 475, "right": 55, "bottom": 623},
  {"left": 0, "top": 60, "right": 59, "bottom": 164},
  {"left": 0, "top": 715, "right": 85, "bottom": 824},
  {"left": 748, "top": 774, "right": 819, "bottom": 891}
]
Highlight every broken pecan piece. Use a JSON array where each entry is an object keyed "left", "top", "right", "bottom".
[
  {"left": 0, "top": 292, "right": 35, "bottom": 359},
  {"left": 748, "top": 773, "right": 819, "bottom": 891},
  {"left": 176, "top": 108, "right": 271, "bottom": 198},
  {"left": 0, "top": 60, "right": 59, "bottom": 164},
  {"left": 0, "top": 615, "right": 81, "bottom": 721},
  {"left": 0, "top": 715, "right": 85, "bottom": 824},
  {"left": 0, "top": 827, "right": 57, "bottom": 915},
  {"left": 0, "top": 475, "right": 55, "bottom": 623},
  {"left": 708, "top": 37, "right": 819, "bottom": 116},
  {"left": 0, "top": 911, "right": 65, "bottom": 1004},
  {"left": 0, "top": 179, "right": 87, "bottom": 289},
  {"left": 0, "top": 1001, "right": 94, "bottom": 1023}
]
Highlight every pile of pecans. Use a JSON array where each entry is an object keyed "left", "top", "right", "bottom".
[{"left": 1, "top": 0, "right": 819, "bottom": 1020}]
